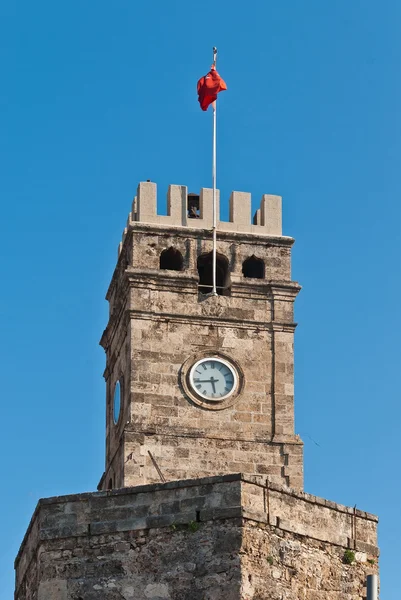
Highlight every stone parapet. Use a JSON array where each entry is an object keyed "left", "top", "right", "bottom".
[
  {"left": 15, "top": 474, "right": 378, "bottom": 599},
  {"left": 121, "top": 182, "right": 282, "bottom": 245}
]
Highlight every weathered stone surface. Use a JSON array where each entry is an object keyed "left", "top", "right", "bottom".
[
  {"left": 15, "top": 475, "right": 378, "bottom": 600},
  {"left": 38, "top": 580, "right": 68, "bottom": 600},
  {"left": 14, "top": 184, "right": 380, "bottom": 598},
  {"left": 100, "top": 185, "right": 303, "bottom": 492}
]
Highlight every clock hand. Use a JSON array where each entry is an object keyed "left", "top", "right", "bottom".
[{"left": 209, "top": 376, "right": 217, "bottom": 394}]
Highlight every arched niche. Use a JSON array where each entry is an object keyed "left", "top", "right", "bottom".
[
  {"left": 160, "top": 247, "right": 184, "bottom": 271},
  {"left": 197, "top": 252, "right": 231, "bottom": 296},
  {"left": 242, "top": 255, "right": 265, "bottom": 279}
]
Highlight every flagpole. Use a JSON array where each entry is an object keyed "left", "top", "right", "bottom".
[{"left": 212, "top": 46, "right": 218, "bottom": 296}]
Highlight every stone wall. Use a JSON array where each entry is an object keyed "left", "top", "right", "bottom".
[
  {"left": 15, "top": 474, "right": 378, "bottom": 600},
  {"left": 100, "top": 221, "right": 303, "bottom": 491}
]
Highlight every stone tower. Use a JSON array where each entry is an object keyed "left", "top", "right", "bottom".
[
  {"left": 15, "top": 183, "right": 379, "bottom": 600},
  {"left": 98, "top": 182, "right": 303, "bottom": 492}
]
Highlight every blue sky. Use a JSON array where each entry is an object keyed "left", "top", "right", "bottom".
[{"left": 1, "top": 1, "right": 400, "bottom": 597}]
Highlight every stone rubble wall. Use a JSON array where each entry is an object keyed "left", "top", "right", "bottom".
[
  {"left": 15, "top": 474, "right": 378, "bottom": 600},
  {"left": 241, "top": 522, "right": 377, "bottom": 600}
]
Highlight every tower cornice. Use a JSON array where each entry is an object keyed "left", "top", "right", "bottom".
[{"left": 128, "top": 221, "right": 295, "bottom": 246}]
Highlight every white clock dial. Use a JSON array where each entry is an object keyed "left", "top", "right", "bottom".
[{"left": 189, "top": 358, "right": 237, "bottom": 401}]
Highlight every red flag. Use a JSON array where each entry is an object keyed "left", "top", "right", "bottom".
[{"left": 197, "top": 65, "right": 227, "bottom": 111}]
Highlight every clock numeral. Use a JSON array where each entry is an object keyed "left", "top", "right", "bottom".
[
  {"left": 202, "top": 364, "right": 207, "bottom": 370},
  {"left": 202, "top": 389, "right": 207, "bottom": 395},
  {"left": 211, "top": 361, "right": 215, "bottom": 369},
  {"left": 196, "top": 384, "right": 202, "bottom": 390}
]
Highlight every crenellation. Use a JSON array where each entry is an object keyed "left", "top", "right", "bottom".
[
  {"left": 131, "top": 194, "right": 137, "bottom": 220},
  {"left": 121, "top": 225, "right": 128, "bottom": 247},
  {"left": 198, "top": 186, "right": 219, "bottom": 228},
  {"left": 127, "top": 181, "right": 283, "bottom": 235},
  {"left": 135, "top": 180, "right": 157, "bottom": 223},
  {"left": 259, "top": 194, "right": 282, "bottom": 235},
  {"left": 253, "top": 207, "right": 261, "bottom": 225},
  {"left": 229, "top": 191, "right": 252, "bottom": 227}
]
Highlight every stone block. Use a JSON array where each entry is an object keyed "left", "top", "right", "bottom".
[
  {"left": 137, "top": 181, "right": 157, "bottom": 222},
  {"left": 228, "top": 191, "right": 251, "bottom": 228},
  {"left": 38, "top": 580, "right": 68, "bottom": 600}
]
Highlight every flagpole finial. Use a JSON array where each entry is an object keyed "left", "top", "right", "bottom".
[{"left": 213, "top": 47, "right": 217, "bottom": 66}]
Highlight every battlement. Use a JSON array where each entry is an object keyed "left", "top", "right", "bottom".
[
  {"left": 129, "top": 181, "right": 281, "bottom": 233},
  {"left": 117, "top": 182, "right": 284, "bottom": 256}
]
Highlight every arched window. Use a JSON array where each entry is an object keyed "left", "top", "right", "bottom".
[
  {"left": 242, "top": 255, "right": 265, "bottom": 279},
  {"left": 160, "top": 247, "right": 184, "bottom": 271},
  {"left": 197, "top": 252, "right": 231, "bottom": 296}
]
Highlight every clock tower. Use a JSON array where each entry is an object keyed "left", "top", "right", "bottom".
[
  {"left": 98, "top": 181, "right": 303, "bottom": 491},
  {"left": 15, "top": 180, "right": 379, "bottom": 600}
]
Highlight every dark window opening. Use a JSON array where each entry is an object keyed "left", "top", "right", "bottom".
[
  {"left": 160, "top": 247, "right": 184, "bottom": 271},
  {"left": 107, "top": 478, "right": 113, "bottom": 490},
  {"left": 187, "top": 193, "right": 200, "bottom": 218},
  {"left": 242, "top": 256, "right": 265, "bottom": 279},
  {"left": 197, "top": 252, "right": 231, "bottom": 296}
]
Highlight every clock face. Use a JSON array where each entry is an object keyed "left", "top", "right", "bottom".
[
  {"left": 113, "top": 380, "right": 121, "bottom": 424},
  {"left": 189, "top": 358, "right": 238, "bottom": 401}
]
